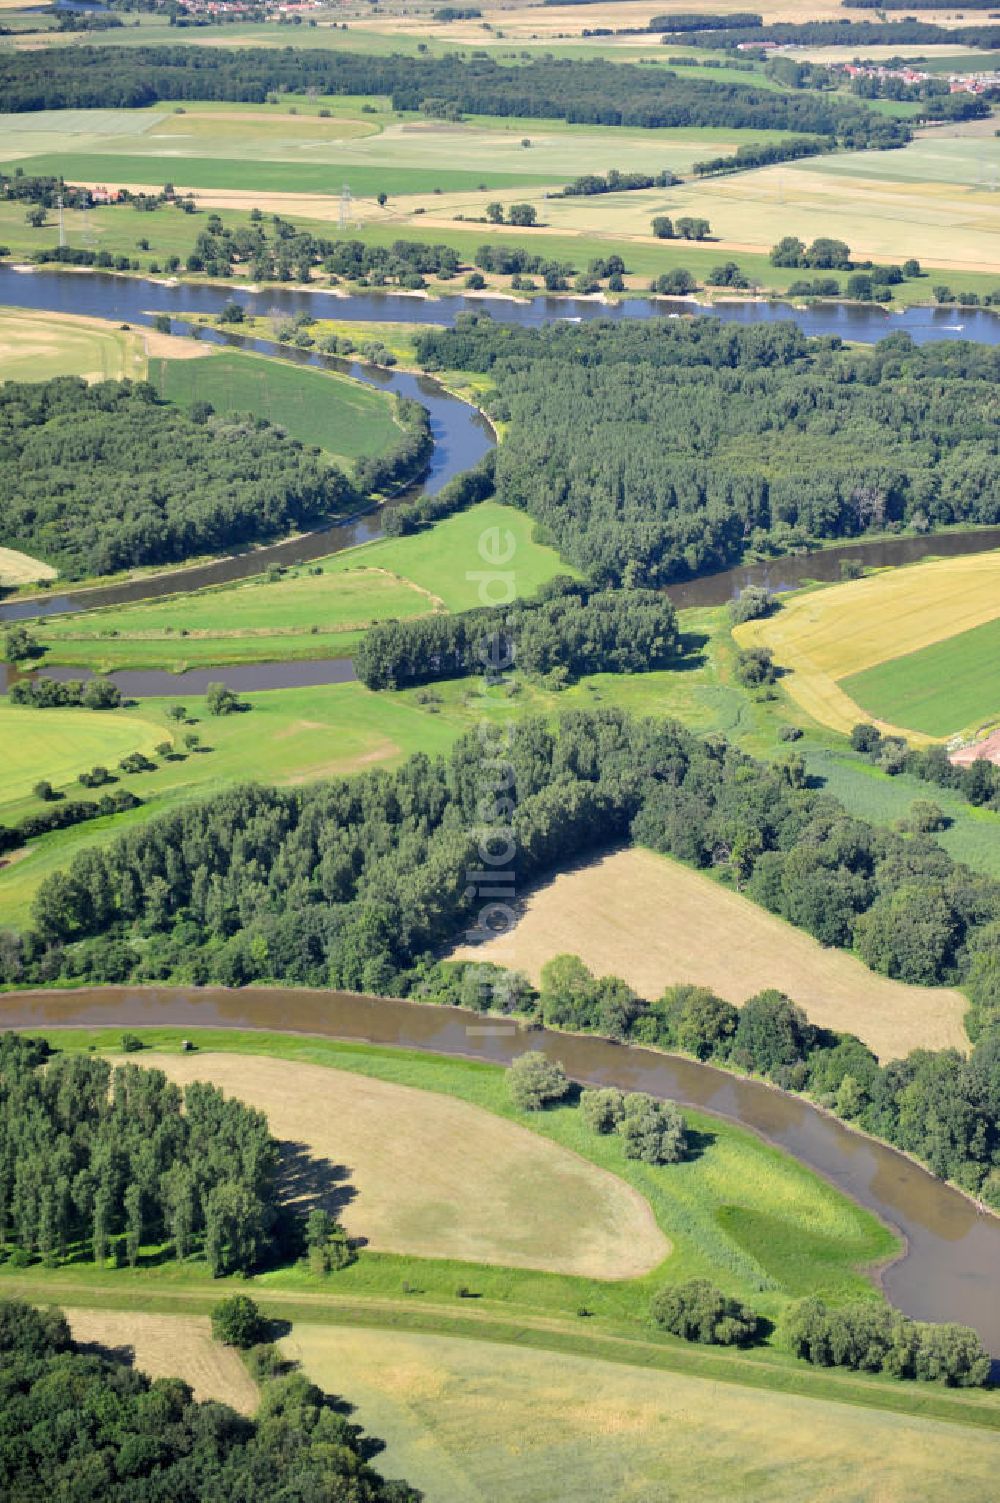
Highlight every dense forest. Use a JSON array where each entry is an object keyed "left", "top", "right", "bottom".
[
  {"left": 0, "top": 1299, "right": 419, "bottom": 1502},
  {"left": 354, "top": 583, "right": 680, "bottom": 689},
  {"left": 0, "top": 46, "right": 909, "bottom": 144},
  {"left": 413, "top": 317, "right": 1000, "bottom": 586},
  {"left": 0, "top": 1033, "right": 280, "bottom": 1273},
  {"left": 4, "top": 707, "right": 1000, "bottom": 1198},
  {"left": 12, "top": 709, "right": 1000, "bottom": 1001},
  {"left": 0, "top": 376, "right": 353, "bottom": 578}
]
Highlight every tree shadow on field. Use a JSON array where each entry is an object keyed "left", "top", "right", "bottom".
[
  {"left": 683, "top": 1125, "right": 716, "bottom": 1162},
  {"left": 673, "top": 629, "right": 709, "bottom": 670},
  {"left": 74, "top": 1336, "right": 138, "bottom": 1369},
  {"left": 276, "top": 1138, "right": 359, "bottom": 1224}
]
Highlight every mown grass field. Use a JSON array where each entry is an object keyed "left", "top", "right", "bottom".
[
  {"left": 133, "top": 1052, "right": 668, "bottom": 1278},
  {"left": 454, "top": 846, "right": 969, "bottom": 1061},
  {"left": 735, "top": 551, "right": 1000, "bottom": 740},
  {"left": 843, "top": 616, "right": 1000, "bottom": 740},
  {"left": 326, "top": 501, "right": 578, "bottom": 612},
  {"left": 149, "top": 348, "right": 401, "bottom": 462},
  {"left": 34, "top": 501, "right": 571, "bottom": 669},
  {"left": 0, "top": 702, "right": 163, "bottom": 807},
  {"left": 66, "top": 1308, "right": 258, "bottom": 1413},
  {"left": 30, "top": 1028, "right": 897, "bottom": 1323},
  {"left": 0, "top": 547, "right": 56, "bottom": 587},
  {"left": 0, "top": 306, "right": 157, "bottom": 384},
  {"left": 288, "top": 1322, "right": 1000, "bottom": 1503}
]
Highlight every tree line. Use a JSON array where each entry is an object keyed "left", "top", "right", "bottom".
[
  {"left": 353, "top": 582, "right": 681, "bottom": 689},
  {"left": 0, "top": 1299, "right": 419, "bottom": 1502},
  {"left": 412, "top": 315, "right": 1000, "bottom": 587},
  {"left": 0, "top": 790, "right": 141, "bottom": 860},
  {"left": 181, "top": 213, "right": 464, "bottom": 286},
  {"left": 0, "top": 1032, "right": 281, "bottom": 1274},
  {"left": 693, "top": 135, "right": 833, "bottom": 177},
  {"left": 0, "top": 45, "right": 910, "bottom": 145},
  {"left": 671, "top": 17, "right": 1000, "bottom": 49},
  {"left": 557, "top": 168, "right": 680, "bottom": 196},
  {"left": 5, "top": 706, "right": 1000, "bottom": 1195},
  {"left": 499, "top": 951, "right": 1000, "bottom": 1205}
]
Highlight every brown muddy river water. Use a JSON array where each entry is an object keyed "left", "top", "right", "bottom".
[{"left": 3, "top": 985, "right": 999, "bottom": 1353}]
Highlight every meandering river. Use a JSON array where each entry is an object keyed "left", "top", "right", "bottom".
[
  {"left": 2, "top": 985, "right": 998, "bottom": 1352},
  {"left": 3, "top": 272, "right": 1000, "bottom": 1348}
]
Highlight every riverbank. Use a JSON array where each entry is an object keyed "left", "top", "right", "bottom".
[{"left": 1, "top": 986, "right": 998, "bottom": 1351}]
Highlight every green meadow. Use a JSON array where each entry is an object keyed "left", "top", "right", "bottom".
[
  {"left": 3, "top": 151, "right": 556, "bottom": 197},
  {"left": 34, "top": 502, "right": 573, "bottom": 670},
  {"left": 149, "top": 349, "right": 401, "bottom": 463},
  {"left": 843, "top": 616, "right": 1000, "bottom": 738}
]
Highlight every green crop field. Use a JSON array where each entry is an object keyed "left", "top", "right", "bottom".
[
  {"left": 149, "top": 349, "right": 401, "bottom": 462},
  {"left": 0, "top": 105, "right": 803, "bottom": 195},
  {"left": 842, "top": 616, "right": 1000, "bottom": 739},
  {"left": 3, "top": 151, "right": 556, "bottom": 197}
]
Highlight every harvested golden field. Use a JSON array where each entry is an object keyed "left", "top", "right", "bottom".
[
  {"left": 0, "top": 546, "right": 56, "bottom": 587},
  {"left": 66, "top": 1309, "right": 259, "bottom": 1413},
  {"left": 135, "top": 1053, "right": 668, "bottom": 1277},
  {"left": 734, "top": 550, "right": 1000, "bottom": 740},
  {"left": 535, "top": 153, "right": 1000, "bottom": 273},
  {"left": 287, "top": 1324, "right": 1000, "bottom": 1503},
  {"left": 0, "top": 306, "right": 209, "bottom": 385},
  {"left": 453, "top": 848, "right": 968, "bottom": 1061}
]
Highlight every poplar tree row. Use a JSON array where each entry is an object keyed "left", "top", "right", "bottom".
[{"left": 0, "top": 1034, "right": 280, "bottom": 1273}]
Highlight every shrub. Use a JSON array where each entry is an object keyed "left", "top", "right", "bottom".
[
  {"left": 905, "top": 799, "right": 948, "bottom": 834},
  {"left": 735, "top": 646, "right": 776, "bottom": 687},
  {"left": 506, "top": 1050, "right": 570, "bottom": 1111},
  {"left": 728, "top": 585, "right": 776, "bottom": 625},
  {"left": 618, "top": 1093, "right": 686, "bottom": 1164},
  {"left": 211, "top": 1294, "right": 264, "bottom": 1349},
  {"left": 650, "top": 1280, "right": 759, "bottom": 1346},
  {"left": 579, "top": 1086, "right": 625, "bottom": 1134}
]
